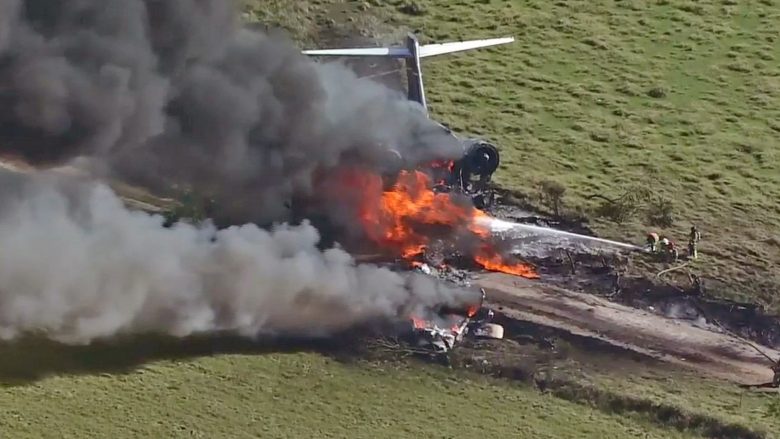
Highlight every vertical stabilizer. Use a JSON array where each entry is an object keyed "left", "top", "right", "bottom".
[{"left": 405, "top": 34, "right": 427, "bottom": 113}]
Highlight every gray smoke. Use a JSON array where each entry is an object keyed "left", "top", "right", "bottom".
[
  {"left": 0, "top": 0, "right": 462, "bottom": 223},
  {"left": 0, "top": 0, "right": 472, "bottom": 343},
  {"left": 0, "top": 169, "right": 473, "bottom": 344}
]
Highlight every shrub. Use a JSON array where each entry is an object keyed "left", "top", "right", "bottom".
[
  {"left": 647, "top": 86, "right": 667, "bottom": 98},
  {"left": 646, "top": 196, "right": 675, "bottom": 228},
  {"left": 590, "top": 186, "right": 652, "bottom": 224},
  {"left": 538, "top": 180, "right": 567, "bottom": 217}
]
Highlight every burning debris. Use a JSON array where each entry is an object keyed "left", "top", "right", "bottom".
[
  {"left": 412, "top": 261, "right": 470, "bottom": 286},
  {"left": 322, "top": 166, "right": 541, "bottom": 279},
  {"left": 403, "top": 289, "right": 504, "bottom": 356},
  {"left": 305, "top": 157, "right": 552, "bottom": 356}
]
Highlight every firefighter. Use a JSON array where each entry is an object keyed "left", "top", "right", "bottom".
[
  {"left": 688, "top": 225, "right": 702, "bottom": 259},
  {"left": 660, "top": 238, "right": 679, "bottom": 262},
  {"left": 669, "top": 241, "right": 679, "bottom": 263},
  {"left": 646, "top": 232, "right": 660, "bottom": 252}
]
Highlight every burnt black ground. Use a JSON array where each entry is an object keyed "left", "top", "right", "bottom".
[{"left": 483, "top": 193, "right": 780, "bottom": 351}]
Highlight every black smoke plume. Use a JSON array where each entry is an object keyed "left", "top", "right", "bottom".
[
  {"left": 0, "top": 0, "right": 472, "bottom": 343},
  {"left": 0, "top": 0, "right": 462, "bottom": 223}
]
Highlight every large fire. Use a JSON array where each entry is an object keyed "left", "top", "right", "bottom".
[{"left": 351, "top": 168, "right": 538, "bottom": 279}]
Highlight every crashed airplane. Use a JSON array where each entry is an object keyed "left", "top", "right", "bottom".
[
  {"left": 304, "top": 34, "right": 514, "bottom": 209},
  {"left": 303, "top": 34, "right": 516, "bottom": 355}
]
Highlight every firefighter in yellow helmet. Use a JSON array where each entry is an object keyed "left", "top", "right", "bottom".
[
  {"left": 660, "top": 238, "right": 679, "bottom": 263},
  {"left": 645, "top": 232, "right": 660, "bottom": 253}
]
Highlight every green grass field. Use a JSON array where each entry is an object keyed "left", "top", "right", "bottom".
[
  {"left": 0, "top": 354, "right": 688, "bottom": 438},
  {"left": 0, "top": 336, "right": 777, "bottom": 438},
  {"left": 0, "top": 337, "right": 772, "bottom": 439},
  {"left": 3, "top": 2, "right": 778, "bottom": 438}
]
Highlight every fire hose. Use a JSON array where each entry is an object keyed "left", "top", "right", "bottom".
[{"left": 655, "top": 261, "right": 691, "bottom": 278}]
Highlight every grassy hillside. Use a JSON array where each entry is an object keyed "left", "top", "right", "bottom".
[
  {"left": 0, "top": 340, "right": 764, "bottom": 439},
  {"left": 246, "top": 0, "right": 780, "bottom": 309},
  {"left": 1, "top": 335, "right": 777, "bottom": 438},
  {"left": 405, "top": 0, "right": 779, "bottom": 308}
]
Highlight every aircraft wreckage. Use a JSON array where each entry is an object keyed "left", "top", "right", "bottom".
[
  {"left": 304, "top": 34, "right": 515, "bottom": 355},
  {"left": 405, "top": 287, "right": 504, "bottom": 355}
]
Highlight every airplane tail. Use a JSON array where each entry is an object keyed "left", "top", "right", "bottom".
[{"left": 303, "top": 34, "right": 514, "bottom": 113}]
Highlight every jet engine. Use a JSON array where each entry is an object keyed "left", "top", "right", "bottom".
[
  {"left": 445, "top": 139, "right": 500, "bottom": 208},
  {"left": 458, "top": 140, "right": 500, "bottom": 182}
]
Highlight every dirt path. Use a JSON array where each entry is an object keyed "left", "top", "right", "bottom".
[{"left": 475, "top": 272, "right": 779, "bottom": 385}]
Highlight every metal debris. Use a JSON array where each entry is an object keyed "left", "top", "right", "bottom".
[
  {"left": 405, "top": 289, "right": 504, "bottom": 355},
  {"left": 413, "top": 262, "right": 471, "bottom": 286}
]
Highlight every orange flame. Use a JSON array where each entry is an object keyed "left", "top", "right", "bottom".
[
  {"left": 345, "top": 166, "right": 538, "bottom": 279},
  {"left": 411, "top": 316, "right": 428, "bottom": 329},
  {"left": 358, "top": 170, "right": 474, "bottom": 259},
  {"left": 411, "top": 315, "right": 462, "bottom": 334},
  {"left": 429, "top": 160, "right": 456, "bottom": 187},
  {"left": 474, "top": 250, "right": 540, "bottom": 279}
]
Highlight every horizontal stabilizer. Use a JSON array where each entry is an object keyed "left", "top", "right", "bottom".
[
  {"left": 302, "top": 47, "right": 411, "bottom": 57},
  {"left": 302, "top": 37, "right": 514, "bottom": 58},
  {"left": 419, "top": 37, "right": 515, "bottom": 58},
  {"left": 303, "top": 34, "right": 515, "bottom": 113}
]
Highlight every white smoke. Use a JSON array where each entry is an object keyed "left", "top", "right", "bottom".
[{"left": 0, "top": 170, "right": 470, "bottom": 344}]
